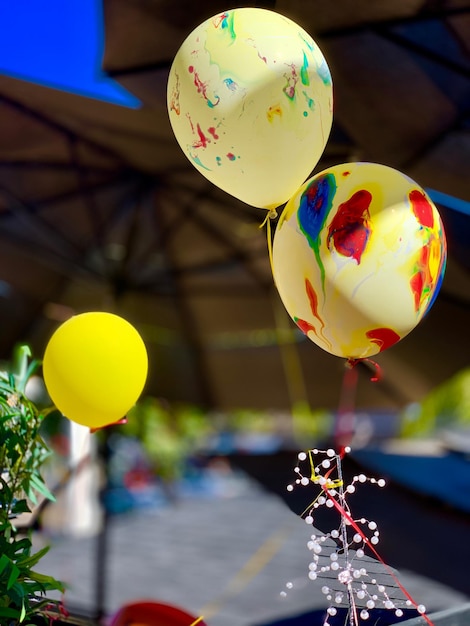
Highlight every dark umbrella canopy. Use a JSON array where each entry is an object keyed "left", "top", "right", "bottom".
[{"left": 0, "top": 0, "right": 468, "bottom": 415}]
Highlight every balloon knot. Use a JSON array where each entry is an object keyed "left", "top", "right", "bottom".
[
  {"left": 347, "top": 357, "right": 382, "bottom": 382},
  {"left": 259, "top": 208, "right": 278, "bottom": 229}
]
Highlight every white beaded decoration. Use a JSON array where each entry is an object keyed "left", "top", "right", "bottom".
[{"left": 283, "top": 447, "right": 427, "bottom": 624}]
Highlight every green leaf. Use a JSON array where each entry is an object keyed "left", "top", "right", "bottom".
[
  {"left": 16, "top": 546, "right": 50, "bottom": 569},
  {"left": 0, "top": 554, "right": 10, "bottom": 576},
  {"left": 19, "top": 598, "right": 26, "bottom": 622},
  {"left": 29, "top": 474, "right": 55, "bottom": 502},
  {"left": 11, "top": 500, "right": 31, "bottom": 515},
  {"left": 7, "top": 563, "right": 20, "bottom": 590},
  {"left": 0, "top": 606, "right": 21, "bottom": 618}
]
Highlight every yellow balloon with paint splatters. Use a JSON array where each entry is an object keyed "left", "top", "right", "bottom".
[{"left": 167, "top": 8, "right": 333, "bottom": 210}]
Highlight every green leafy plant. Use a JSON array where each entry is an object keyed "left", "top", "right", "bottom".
[{"left": 0, "top": 346, "right": 64, "bottom": 625}]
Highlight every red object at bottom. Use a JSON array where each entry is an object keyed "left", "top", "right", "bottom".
[{"left": 108, "top": 600, "right": 206, "bottom": 626}]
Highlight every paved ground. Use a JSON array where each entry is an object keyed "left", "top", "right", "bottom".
[{"left": 35, "top": 467, "right": 469, "bottom": 626}]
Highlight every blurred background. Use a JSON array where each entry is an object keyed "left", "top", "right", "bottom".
[{"left": 0, "top": 0, "right": 469, "bottom": 624}]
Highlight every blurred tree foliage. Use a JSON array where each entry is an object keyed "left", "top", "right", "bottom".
[{"left": 400, "top": 367, "right": 470, "bottom": 437}]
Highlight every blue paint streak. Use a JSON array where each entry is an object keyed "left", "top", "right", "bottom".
[
  {"left": 0, "top": 0, "right": 141, "bottom": 108},
  {"left": 297, "top": 174, "right": 336, "bottom": 248}
]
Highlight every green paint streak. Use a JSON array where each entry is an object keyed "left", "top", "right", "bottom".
[
  {"left": 300, "top": 51, "right": 310, "bottom": 86},
  {"left": 302, "top": 90, "right": 315, "bottom": 111},
  {"left": 222, "top": 11, "right": 236, "bottom": 41},
  {"left": 189, "top": 153, "right": 211, "bottom": 171},
  {"left": 299, "top": 33, "right": 314, "bottom": 52}
]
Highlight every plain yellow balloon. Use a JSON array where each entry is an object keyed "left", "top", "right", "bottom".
[
  {"left": 43, "top": 312, "right": 148, "bottom": 429},
  {"left": 167, "top": 7, "right": 333, "bottom": 209}
]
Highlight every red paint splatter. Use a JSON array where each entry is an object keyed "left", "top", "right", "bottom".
[
  {"left": 189, "top": 67, "right": 220, "bottom": 108},
  {"left": 283, "top": 64, "right": 299, "bottom": 100},
  {"left": 342, "top": 171, "right": 350, "bottom": 177},
  {"left": 213, "top": 12, "right": 229, "bottom": 28},
  {"left": 169, "top": 74, "right": 180, "bottom": 115},
  {"left": 327, "top": 190, "right": 372, "bottom": 263},
  {"left": 410, "top": 244, "right": 432, "bottom": 311},
  {"left": 295, "top": 318, "right": 317, "bottom": 336},
  {"left": 410, "top": 189, "right": 434, "bottom": 228},
  {"left": 208, "top": 126, "right": 219, "bottom": 140},
  {"left": 294, "top": 279, "right": 325, "bottom": 339},
  {"left": 192, "top": 123, "right": 210, "bottom": 149},
  {"left": 305, "top": 278, "right": 323, "bottom": 327},
  {"left": 226, "top": 152, "right": 236, "bottom": 161},
  {"left": 366, "top": 327, "right": 400, "bottom": 352}
]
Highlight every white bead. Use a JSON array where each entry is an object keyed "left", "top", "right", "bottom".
[
  {"left": 298, "top": 452, "right": 307, "bottom": 461},
  {"left": 286, "top": 582, "right": 293, "bottom": 589},
  {"left": 308, "top": 571, "right": 317, "bottom": 580},
  {"left": 360, "top": 610, "right": 369, "bottom": 620},
  {"left": 327, "top": 607, "right": 337, "bottom": 616},
  {"left": 353, "top": 533, "right": 362, "bottom": 543},
  {"left": 346, "top": 485, "right": 356, "bottom": 493},
  {"left": 326, "top": 499, "right": 334, "bottom": 508},
  {"left": 371, "top": 536, "right": 379, "bottom": 545},
  {"left": 345, "top": 446, "right": 351, "bottom": 453},
  {"left": 357, "top": 590, "right": 366, "bottom": 599},
  {"left": 395, "top": 609, "right": 403, "bottom": 617},
  {"left": 417, "top": 605, "right": 426, "bottom": 614},
  {"left": 287, "top": 485, "right": 294, "bottom": 491},
  {"left": 358, "top": 474, "right": 367, "bottom": 483},
  {"left": 330, "top": 553, "right": 338, "bottom": 561},
  {"left": 356, "top": 549, "right": 364, "bottom": 558},
  {"left": 305, "top": 515, "right": 313, "bottom": 524},
  {"left": 378, "top": 479, "right": 386, "bottom": 487},
  {"left": 368, "top": 521, "right": 377, "bottom": 530},
  {"left": 385, "top": 600, "right": 394, "bottom": 609},
  {"left": 301, "top": 477, "right": 309, "bottom": 486},
  {"left": 367, "top": 600, "right": 375, "bottom": 609},
  {"left": 327, "top": 448, "right": 335, "bottom": 457},
  {"left": 331, "top": 561, "right": 339, "bottom": 570},
  {"left": 322, "top": 586, "right": 330, "bottom": 594}
]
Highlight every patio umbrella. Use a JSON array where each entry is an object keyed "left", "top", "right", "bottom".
[{"left": 0, "top": 0, "right": 468, "bottom": 417}]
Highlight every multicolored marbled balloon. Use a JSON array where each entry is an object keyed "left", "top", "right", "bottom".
[
  {"left": 272, "top": 162, "right": 447, "bottom": 359},
  {"left": 167, "top": 8, "right": 332, "bottom": 210}
]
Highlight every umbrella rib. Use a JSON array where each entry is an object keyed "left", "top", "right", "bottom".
[
  {"left": 0, "top": 184, "right": 82, "bottom": 256},
  {"left": 0, "top": 159, "right": 115, "bottom": 173},
  {"left": 316, "top": 5, "right": 470, "bottom": 38},
  {"left": 30, "top": 171, "right": 138, "bottom": 210},
  {"left": 181, "top": 204, "right": 272, "bottom": 291},
  {"left": 376, "top": 27, "right": 470, "bottom": 80},
  {"left": 0, "top": 91, "right": 129, "bottom": 167},
  {"left": 152, "top": 191, "right": 216, "bottom": 408},
  {"left": 398, "top": 107, "right": 469, "bottom": 170}
]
